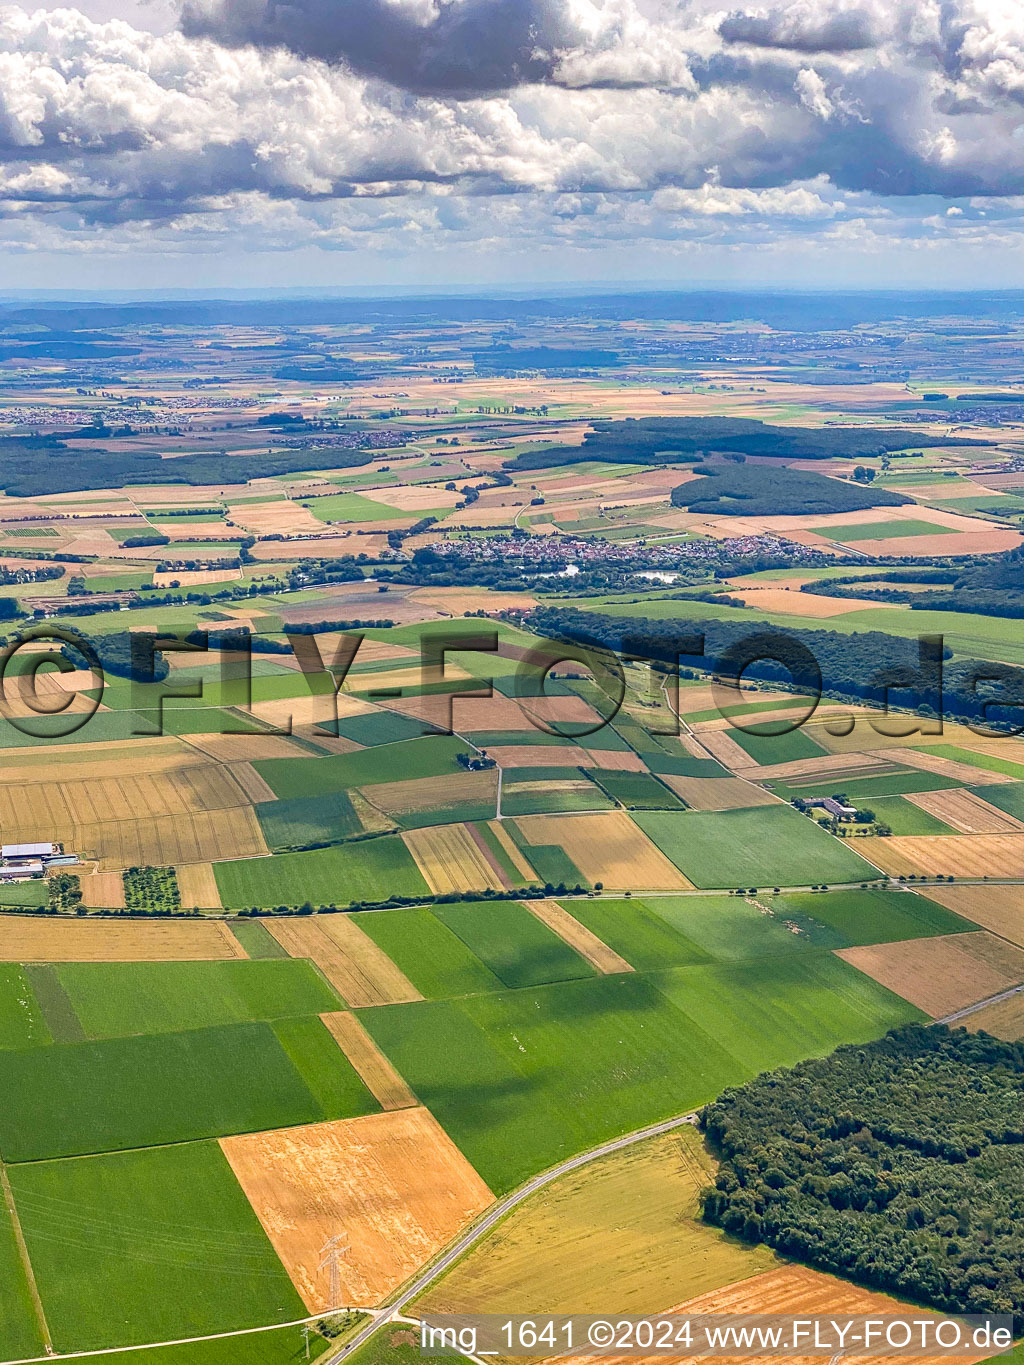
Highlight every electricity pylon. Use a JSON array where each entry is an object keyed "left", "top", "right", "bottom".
[{"left": 318, "top": 1233, "right": 350, "bottom": 1310}]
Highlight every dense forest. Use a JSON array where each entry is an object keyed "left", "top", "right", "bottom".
[
  {"left": 670, "top": 464, "right": 909, "bottom": 516},
  {"left": 0, "top": 434, "right": 379, "bottom": 497},
  {"left": 701, "top": 1026, "right": 1024, "bottom": 1315},
  {"left": 504, "top": 417, "right": 986, "bottom": 472},
  {"left": 802, "top": 548, "right": 1024, "bottom": 619},
  {"left": 526, "top": 604, "right": 1024, "bottom": 731}
]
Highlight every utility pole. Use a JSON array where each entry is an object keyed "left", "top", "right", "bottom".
[{"left": 318, "top": 1233, "right": 350, "bottom": 1310}]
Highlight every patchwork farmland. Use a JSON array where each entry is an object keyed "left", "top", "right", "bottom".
[{"left": 0, "top": 296, "right": 1020, "bottom": 1364}]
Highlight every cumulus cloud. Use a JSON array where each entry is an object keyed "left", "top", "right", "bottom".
[{"left": 0, "top": 0, "right": 1021, "bottom": 257}]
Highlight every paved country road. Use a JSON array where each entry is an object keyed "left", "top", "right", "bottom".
[{"left": 324, "top": 1109, "right": 702, "bottom": 1363}]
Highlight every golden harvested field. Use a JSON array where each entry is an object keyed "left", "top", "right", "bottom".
[
  {"left": 251, "top": 534, "right": 392, "bottom": 561},
  {"left": 423, "top": 1127, "right": 774, "bottom": 1331},
  {"left": 862, "top": 834, "right": 1024, "bottom": 879},
  {"left": 525, "top": 900, "right": 633, "bottom": 974},
  {"left": 78, "top": 871, "right": 126, "bottom": 909},
  {"left": 265, "top": 914, "right": 422, "bottom": 1007},
  {"left": 347, "top": 663, "right": 473, "bottom": 696},
  {"left": 485, "top": 746, "right": 583, "bottom": 768},
  {"left": 487, "top": 820, "right": 534, "bottom": 878},
  {"left": 27, "top": 806, "right": 267, "bottom": 873},
  {"left": 0, "top": 763, "right": 255, "bottom": 828},
  {"left": 360, "top": 770, "right": 497, "bottom": 817},
  {"left": 183, "top": 732, "right": 312, "bottom": 761},
  {"left": 403, "top": 823, "right": 506, "bottom": 895},
  {"left": 661, "top": 776, "right": 781, "bottom": 810},
  {"left": 231, "top": 499, "right": 328, "bottom": 535},
  {"left": 907, "top": 788, "right": 1024, "bottom": 834},
  {"left": 691, "top": 728, "right": 755, "bottom": 771},
  {"left": 406, "top": 587, "right": 539, "bottom": 615},
  {"left": 320, "top": 1011, "right": 418, "bottom": 1110},
  {"left": 176, "top": 861, "right": 222, "bottom": 909},
  {"left": 221, "top": 762, "right": 279, "bottom": 804},
  {"left": 152, "top": 567, "right": 241, "bottom": 587},
  {"left": 730, "top": 586, "right": 897, "bottom": 617},
  {"left": 250, "top": 693, "right": 368, "bottom": 731},
  {"left": 963, "top": 992, "right": 1024, "bottom": 1039},
  {"left": 837, "top": 931, "right": 1024, "bottom": 1017},
  {"left": 740, "top": 752, "right": 895, "bottom": 783},
  {"left": 547, "top": 1265, "right": 993, "bottom": 1365},
  {"left": 915, "top": 884, "right": 1024, "bottom": 944},
  {"left": 513, "top": 811, "right": 693, "bottom": 891},
  {"left": 220, "top": 1108, "right": 493, "bottom": 1310},
  {"left": 0, "top": 914, "right": 244, "bottom": 960}
]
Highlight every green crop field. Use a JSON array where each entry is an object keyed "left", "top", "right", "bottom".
[
  {"left": 362, "top": 974, "right": 744, "bottom": 1193},
  {"left": 0, "top": 1200, "right": 44, "bottom": 1360},
  {"left": 812, "top": 519, "right": 955, "bottom": 541},
  {"left": 769, "top": 888, "right": 975, "bottom": 947},
  {"left": 355, "top": 907, "right": 505, "bottom": 998},
  {"left": 970, "top": 782, "right": 1024, "bottom": 819},
  {"left": 641, "top": 895, "right": 814, "bottom": 960},
  {"left": 0, "top": 966, "right": 52, "bottom": 1048},
  {"left": 332, "top": 711, "right": 439, "bottom": 745},
  {"left": 67, "top": 1334, "right": 315, "bottom": 1365},
  {"left": 633, "top": 807, "right": 878, "bottom": 888},
  {"left": 501, "top": 786, "right": 611, "bottom": 817},
  {"left": 270, "top": 1016, "right": 379, "bottom": 1117},
  {"left": 254, "top": 736, "right": 466, "bottom": 799},
  {"left": 229, "top": 920, "right": 290, "bottom": 958},
  {"left": 562, "top": 898, "right": 711, "bottom": 970},
  {"left": 9, "top": 1141, "right": 306, "bottom": 1351},
  {"left": 728, "top": 723, "right": 826, "bottom": 766},
  {"left": 54, "top": 959, "right": 343, "bottom": 1038},
  {"left": 0, "top": 1020, "right": 364, "bottom": 1160},
  {"left": 256, "top": 790, "right": 363, "bottom": 849},
  {"left": 919, "top": 746, "right": 1024, "bottom": 781},
  {"left": 0, "top": 879, "right": 48, "bottom": 908},
  {"left": 864, "top": 796, "right": 956, "bottom": 836},
  {"left": 300, "top": 491, "right": 407, "bottom": 522},
  {"left": 433, "top": 901, "right": 597, "bottom": 989},
  {"left": 651, "top": 952, "right": 923, "bottom": 1076},
  {"left": 214, "top": 836, "right": 429, "bottom": 907},
  {"left": 588, "top": 770, "right": 686, "bottom": 809}
]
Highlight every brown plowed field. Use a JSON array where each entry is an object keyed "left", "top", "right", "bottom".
[
  {"left": 513, "top": 811, "right": 693, "bottom": 891},
  {"left": 264, "top": 915, "right": 422, "bottom": 1007},
  {"left": 320, "top": 1011, "right": 418, "bottom": 1110},
  {"left": 0, "top": 914, "right": 244, "bottom": 960},
  {"left": 836, "top": 931, "right": 1024, "bottom": 1017},
  {"left": 220, "top": 1108, "right": 492, "bottom": 1310}
]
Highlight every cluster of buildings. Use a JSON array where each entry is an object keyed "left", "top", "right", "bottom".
[
  {"left": 0, "top": 843, "right": 78, "bottom": 882},
  {"left": 427, "top": 531, "right": 824, "bottom": 571}
]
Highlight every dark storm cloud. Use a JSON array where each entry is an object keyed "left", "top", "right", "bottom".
[{"left": 179, "top": 0, "right": 570, "bottom": 95}]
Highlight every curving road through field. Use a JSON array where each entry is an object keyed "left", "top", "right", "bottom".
[{"left": 324, "top": 1109, "right": 702, "bottom": 1362}]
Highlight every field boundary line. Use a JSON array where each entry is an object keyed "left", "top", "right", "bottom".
[
  {"left": 0, "top": 1309, "right": 379, "bottom": 1365},
  {"left": 0, "top": 1164, "right": 52, "bottom": 1355}
]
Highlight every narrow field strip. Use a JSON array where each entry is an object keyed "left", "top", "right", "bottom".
[
  {"left": 524, "top": 900, "right": 634, "bottom": 975},
  {"left": 320, "top": 1012, "right": 418, "bottom": 1111}
]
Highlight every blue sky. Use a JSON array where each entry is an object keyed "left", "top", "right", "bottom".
[{"left": 0, "top": 0, "right": 1022, "bottom": 289}]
